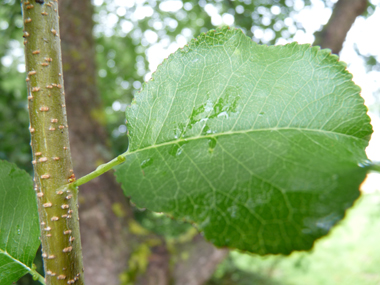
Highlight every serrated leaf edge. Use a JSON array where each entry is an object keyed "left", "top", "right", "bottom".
[{"left": 126, "top": 26, "right": 372, "bottom": 151}]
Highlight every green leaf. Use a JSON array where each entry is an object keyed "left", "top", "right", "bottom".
[
  {"left": 115, "top": 27, "right": 372, "bottom": 254},
  {"left": 0, "top": 160, "right": 40, "bottom": 283}
]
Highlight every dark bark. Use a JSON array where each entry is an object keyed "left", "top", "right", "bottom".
[
  {"left": 58, "top": 1, "right": 132, "bottom": 284},
  {"left": 314, "top": 0, "right": 368, "bottom": 54}
]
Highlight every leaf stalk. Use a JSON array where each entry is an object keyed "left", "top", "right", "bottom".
[
  {"left": 71, "top": 155, "right": 126, "bottom": 188},
  {"left": 30, "top": 268, "right": 46, "bottom": 285}
]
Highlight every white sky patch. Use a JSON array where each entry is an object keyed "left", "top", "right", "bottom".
[
  {"left": 0, "top": 20, "right": 9, "bottom": 30},
  {"left": 107, "top": 13, "right": 119, "bottom": 28},
  {"left": 293, "top": 0, "right": 332, "bottom": 34},
  {"left": 114, "top": 0, "right": 135, "bottom": 8},
  {"left": 262, "top": 28, "right": 275, "bottom": 43},
  {"left": 182, "top": 27, "right": 193, "bottom": 38},
  {"left": 271, "top": 5, "right": 281, "bottom": 15},
  {"left": 134, "top": 5, "right": 154, "bottom": 20},
  {"left": 92, "top": 0, "right": 104, "bottom": 6},
  {"left": 176, "top": 34, "right": 187, "bottom": 47},
  {"left": 1, "top": 55, "right": 12, "bottom": 67},
  {"left": 116, "top": 6, "right": 126, "bottom": 17},
  {"left": 159, "top": 0, "right": 183, "bottom": 12},
  {"left": 204, "top": 3, "right": 222, "bottom": 26},
  {"left": 144, "top": 29, "right": 158, "bottom": 44},
  {"left": 112, "top": 101, "right": 121, "bottom": 111},
  {"left": 184, "top": 2, "right": 193, "bottom": 11},
  {"left": 17, "top": 64, "right": 25, "bottom": 73},
  {"left": 121, "top": 20, "right": 134, "bottom": 34},
  {"left": 236, "top": 5, "right": 244, "bottom": 14},
  {"left": 293, "top": 0, "right": 305, "bottom": 11},
  {"left": 153, "top": 21, "right": 163, "bottom": 30},
  {"left": 222, "top": 13, "right": 234, "bottom": 26},
  {"left": 119, "top": 124, "right": 127, "bottom": 133},
  {"left": 211, "top": 15, "right": 222, "bottom": 26},
  {"left": 1, "top": 39, "right": 25, "bottom": 69},
  {"left": 293, "top": 30, "right": 315, "bottom": 44},
  {"left": 164, "top": 17, "right": 178, "bottom": 30}
]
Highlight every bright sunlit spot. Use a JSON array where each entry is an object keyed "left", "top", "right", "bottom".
[{"left": 159, "top": 0, "right": 183, "bottom": 12}]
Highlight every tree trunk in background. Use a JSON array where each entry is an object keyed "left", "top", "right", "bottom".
[
  {"left": 173, "top": 236, "right": 228, "bottom": 285},
  {"left": 58, "top": 1, "right": 132, "bottom": 284},
  {"left": 58, "top": 1, "right": 227, "bottom": 284},
  {"left": 135, "top": 236, "right": 228, "bottom": 285},
  {"left": 313, "top": 0, "right": 368, "bottom": 54}
]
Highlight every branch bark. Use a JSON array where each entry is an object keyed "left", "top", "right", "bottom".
[
  {"left": 22, "top": 1, "right": 84, "bottom": 284},
  {"left": 58, "top": 1, "right": 132, "bottom": 284},
  {"left": 313, "top": 0, "right": 368, "bottom": 54}
]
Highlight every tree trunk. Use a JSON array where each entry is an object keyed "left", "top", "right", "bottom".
[
  {"left": 314, "top": 0, "right": 368, "bottom": 54},
  {"left": 173, "top": 235, "right": 228, "bottom": 285},
  {"left": 58, "top": 1, "right": 132, "bottom": 284}
]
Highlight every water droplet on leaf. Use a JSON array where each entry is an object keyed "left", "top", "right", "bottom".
[{"left": 140, "top": 158, "right": 154, "bottom": 169}]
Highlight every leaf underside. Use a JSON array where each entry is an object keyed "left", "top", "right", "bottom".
[
  {"left": 115, "top": 27, "right": 372, "bottom": 254},
  {"left": 0, "top": 160, "right": 40, "bottom": 283}
]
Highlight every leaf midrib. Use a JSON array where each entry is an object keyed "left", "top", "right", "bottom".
[
  {"left": 0, "top": 248, "right": 31, "bottom": 273},
  {"left": 127, "top": 126, "right": 367, "bottom": 155}
]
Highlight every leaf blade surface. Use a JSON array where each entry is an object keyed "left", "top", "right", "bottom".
[{"left": 115, "top": 28, "right": 372, "bottom": 254}]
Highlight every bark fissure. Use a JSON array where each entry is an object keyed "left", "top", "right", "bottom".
[{"left": 22, "top": 1, "right": 84, "bottom": 284}]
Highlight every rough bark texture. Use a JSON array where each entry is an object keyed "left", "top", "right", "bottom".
[
  {"left": 314, "top": 0, "right": 368, "bottom": 54},
  {"left": 58, "top": 1, "right": 132, "bottom": 284}
]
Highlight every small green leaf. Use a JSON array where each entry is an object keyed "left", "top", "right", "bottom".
[
  {"left": 115, "top": 27, "right": 372, "bottom": 254},
  {"left": 0, "top": 160, "right": 40, "bottom": 283}
]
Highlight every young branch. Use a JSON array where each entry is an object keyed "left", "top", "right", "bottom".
[{"left": 22, "top": 1, "right": 84, "bottom": 284}]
